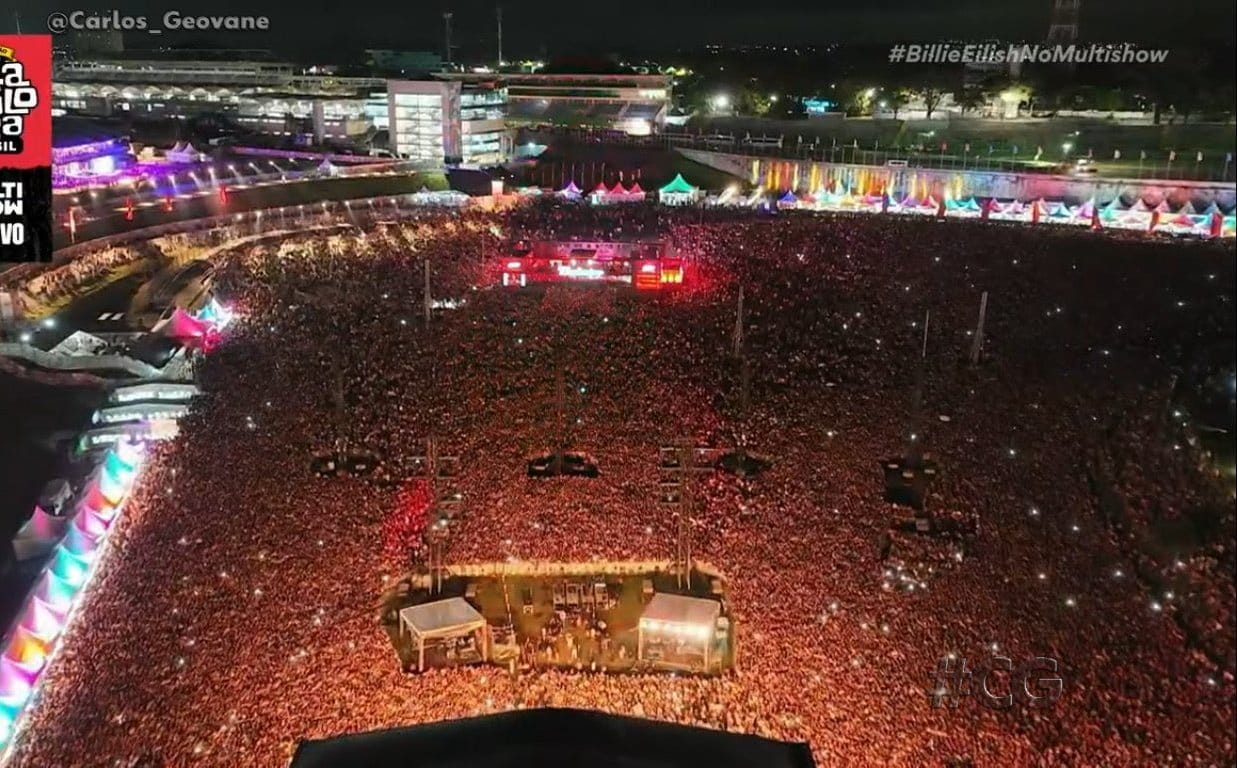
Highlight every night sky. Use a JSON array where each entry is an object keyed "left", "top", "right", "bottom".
[{"left": 6, "top": 0, "right": 1235, "bottom": 60}]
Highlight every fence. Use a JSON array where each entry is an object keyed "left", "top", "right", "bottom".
[{"left": 521, "top": 127, "right": 1237, "bottom": 182}]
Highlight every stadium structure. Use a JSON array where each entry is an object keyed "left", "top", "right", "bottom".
[
  {"left": 442, "top": 71, "right": 672, "bottom": 135},
  {"left": 53, "top": 59, "right": 674, "bottom": 147}
]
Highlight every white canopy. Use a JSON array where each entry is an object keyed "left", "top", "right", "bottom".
[
  {"left": 399, "top": 597, "right": 485, "bottom": 640},
  {"left": 637, "top": 593, "right": 723, "bottom": 669},
  {"left": 398, "top": 597, "right": 489, "bottom": 672},
  {"left": 50, "top": 330, "right": 108, "bottom": 357},
  {"left": 640, "top": 593, "right": 721, "bottom": 631}
]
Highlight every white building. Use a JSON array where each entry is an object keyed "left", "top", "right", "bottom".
[{"left": 387, "top": 79, "right": 509, "bottom": 167}]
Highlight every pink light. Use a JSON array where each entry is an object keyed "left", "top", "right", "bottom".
[
  {"left": 506, "top": 261, "right": 523, "bottom": 270},
  {"left": 640, "top": 264, "right": 658, "bottom": 274},
  {"left": 20, "top": 599, "right": 65, "bottom": 644},
  {"left": 0, "top": 666, "right": 33, "bottom": 712},
  {"left": 75, "top": 509, "right": 110, "bottom": 539}
]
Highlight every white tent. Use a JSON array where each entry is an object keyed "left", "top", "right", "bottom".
[
  {"left": 637, "top": 593, "right": 722, "bottom": 669},
  {"left": 398, "top": 597, "right": 489, "bottom": 672},
  {"left": 166, "top": 142, "right": 204, "bottom": 164}
]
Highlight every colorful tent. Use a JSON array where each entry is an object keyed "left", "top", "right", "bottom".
[
  {"left": 194, "top": 298, "right": 234, "bottom": 330},
  {"left": 659, "top": 174, "right": 698, "bottom": 197},
  {"left": 161, "top": 308, "right": 210, "bottom": 340},
  {"left": 558, "top": 181, "right": 582, "bottom": 198}
]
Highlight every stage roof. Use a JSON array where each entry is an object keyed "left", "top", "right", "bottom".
[
  {"left": 641, "top": 593, "right": 721, "bottom": 628},
  {"left": 290, "top": 708, "right": 816, "bottom": 768},
  {"left": 52, "top": 117, "right": 126, "bottom": 148},
  {"left": 398, "top": 597, "right": 485, "bottom": 639}
]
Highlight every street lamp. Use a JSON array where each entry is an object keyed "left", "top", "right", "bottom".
[
  {"left": 1062, "top": 142, "right": 1073, "bottom": 156},
  {"left": 711, "top": 94, "right": 730, "bottom": 111}
]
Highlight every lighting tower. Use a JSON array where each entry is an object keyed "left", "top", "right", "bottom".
[
  {"left": 1046, "top": 0, "right": 1079, "bottom": 44},
  {"left": 496, "top": 6, "right": 504, "bottom": 66},
  {"left": 443, "top": 12, "right": 454, "bottom": 64},
  {"left": 411, "top": 436, "right": 461, "bottom": 593},
  {"left": 659, "top": 442, "right": 711, "bottom": 589}
]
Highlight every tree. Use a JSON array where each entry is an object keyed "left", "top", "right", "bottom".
[
  {"left": 956, "top": 87, "right": 987, "bottom": 116},
  {"left": 916, "top": 87, "right": 946, "bottom": 119},
  {"left": 884, "top": 88, "right": 910, "bottom": 119},
  {"left": 1093, "top": 87, "right": 1125, "bottom": 113},
  {"left": 902, "top": 68, "right": 957, "bottom": 119},
  {"left": 738, "top": 86, "right": 772, "bottom": 117}
]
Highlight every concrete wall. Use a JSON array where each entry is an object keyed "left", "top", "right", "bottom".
[{"left": 680, "top": 149, "right": 1237, "bottom": 210}]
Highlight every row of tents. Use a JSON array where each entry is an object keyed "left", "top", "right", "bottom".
[
  {"left": 534, "top": 175, "right": 1233, "bottom": 237},
  {"left": 2, "top": 441, "right": 146, "bottom": 750},
  {"left": 764, "top": 189, "right": 1236, "bottom": 238},
  {"left": 554, "top": 174, "right": 704, "bottom": 206},
  {"left": 1, "top": 301, "right": 237, "bottom": 751}
]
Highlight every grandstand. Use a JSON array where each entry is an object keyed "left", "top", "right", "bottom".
[{"left": 442, "top": 72, "right": 672, "bottom": 135}]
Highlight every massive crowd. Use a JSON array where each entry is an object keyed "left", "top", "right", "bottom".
[{"left": 8, "top": 201, "right": 1236, "bottom": 767}]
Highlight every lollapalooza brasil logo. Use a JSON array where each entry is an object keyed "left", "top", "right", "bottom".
[
  {"left": 0, "top": 43, "right": 42, "bottom": 155},
  {"left": 0, "top": 35, "right": 52, "bottom": 261}
]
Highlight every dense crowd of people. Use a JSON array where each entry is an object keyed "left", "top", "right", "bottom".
[
  {"left": 0, "top": 223, "right": 272, "bottom": 322},
  {"left": 9, "top": 201, "right": 1235, "bottom": 767}
]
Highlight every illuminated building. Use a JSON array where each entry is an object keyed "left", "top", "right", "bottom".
[
  {"left": 51, "top": 117, "right": 136, "bottom": 188},
  {"left": 51, "top": 58, "right": 388, "bottom": 143},
  {"left": 387, "top": 79, "right": 509, "bottom": 166}
]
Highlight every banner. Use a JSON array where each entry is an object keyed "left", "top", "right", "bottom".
[{"left": 1, "top": 35, "right": 52, "bottom": 262}]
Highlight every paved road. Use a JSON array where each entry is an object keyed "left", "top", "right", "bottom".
[{"left": 20, "top": 272, "right": 151, "bottom": 349}]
